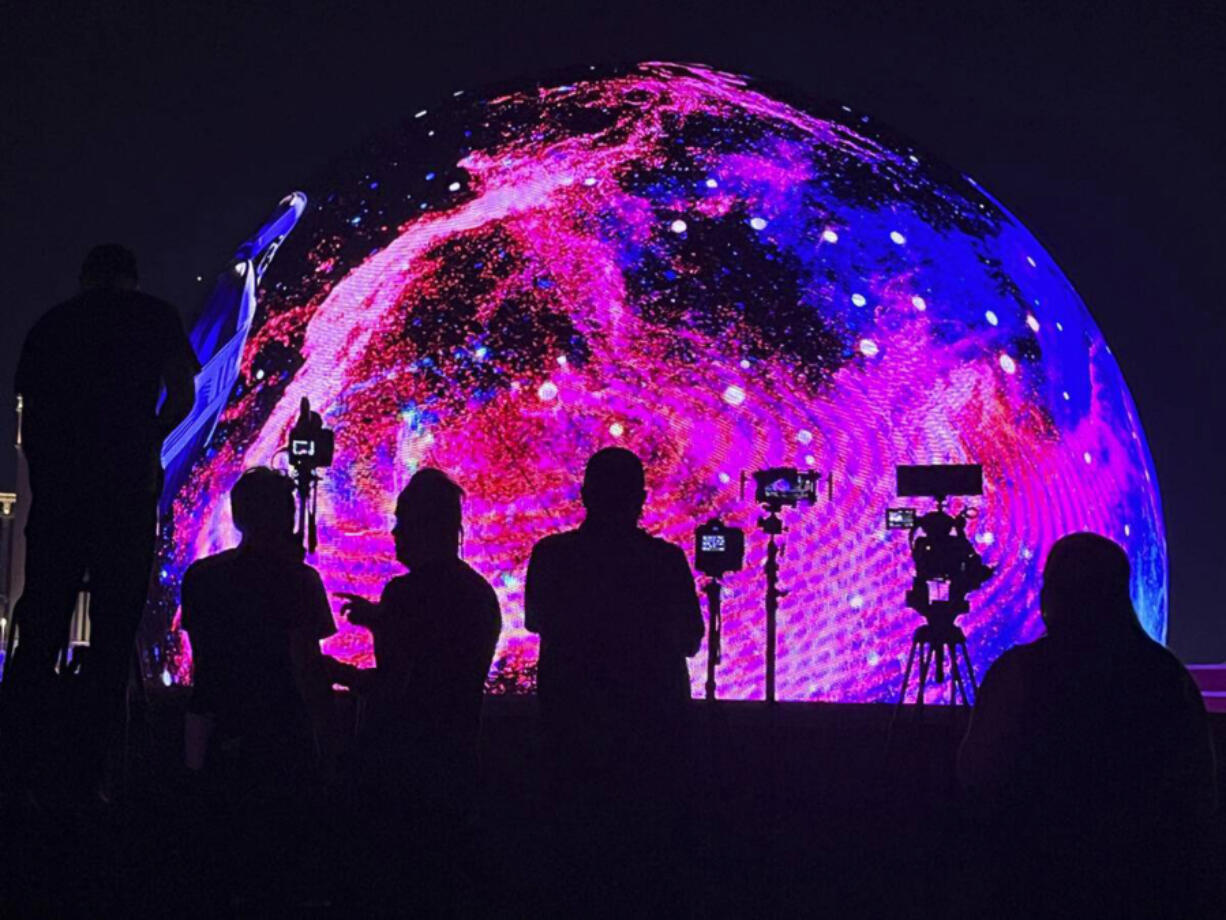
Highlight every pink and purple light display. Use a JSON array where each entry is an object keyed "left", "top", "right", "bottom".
[{"left": 157, "top": 62, "right": 1165, "bottom": 701}]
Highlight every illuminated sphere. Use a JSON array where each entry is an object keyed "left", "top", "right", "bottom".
[{"left": 163, "top": 62, "right": 1165, "bottom": 701}]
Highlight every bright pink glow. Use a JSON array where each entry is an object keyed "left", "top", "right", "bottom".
[{"left": 160, "top": 63, "right": 1165, "bottom": 701}]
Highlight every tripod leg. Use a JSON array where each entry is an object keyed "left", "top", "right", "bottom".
[
  {"left": 915, "top": 643, "right": 932, "bottom": 711},
  {"left": 957, "top": 641, "right": 977, "bottom": 705},
  {"left": 959, "top": 641, "right": 977, "bottom": 693},
  {"left": 896, "top": 636, "right": 919, "bottom": 707},
  {"left": 947, "top": 642, "right": 968, "bottom": 706}
]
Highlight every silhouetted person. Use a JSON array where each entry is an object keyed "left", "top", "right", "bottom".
[
  {"left": 180, "top": 468, "right": 337, "bottom": 785},
  {"left": 525, "top": 447, "right": 703, "bottom": 912},
  {"left": 180, "top": 467, "right": 337, "bottom": 908},
  {"left": 3, "top": 245, "right": 198, "bottom": 800},
  {"left": 958, "top": 532, "right": 1217, "bottom": 918},
  {"left": 336, "top": 468, "right": 501, "bottom": 912}
]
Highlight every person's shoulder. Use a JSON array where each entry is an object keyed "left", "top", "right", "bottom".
[
  {"left": 1132, "top": 634, "right": 1200, "bottom": 689},
  {"left": 120, "top": 289, "right": 176, "bottom": 313},
  {"left": 984, "top": 637, "right": 1045, "bottom": 680},
  {"left": 120, "top": 291, "right": 183, "bottom": 336},
  {"left": 640, "top": 530, "right": 689, "bottom": 562},
  {"left": 457, "top": 559, "right": 499, "bottom": 600},
  {"left": 531, "top": 529, "right": 582, "bottom": 557},
  {"left": 24, "top": 294, "right": 88, "bottom": 339},
  {"left": 182, "top": 548, "right": 242, "bottom": 592},
  {"left": 185, "top": 547, "right": 241, "bottom": 577},
  {"left": 380, "top": 572, "right": 413, "bottom": 603}
]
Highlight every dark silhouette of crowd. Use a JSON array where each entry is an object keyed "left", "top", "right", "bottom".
[{"left": 0, "top": 246, "right": 1218, "bottom": 917}]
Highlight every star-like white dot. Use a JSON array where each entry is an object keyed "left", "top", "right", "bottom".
[{"left": 723, "top": 385, "right": 746, "bottom": 406}]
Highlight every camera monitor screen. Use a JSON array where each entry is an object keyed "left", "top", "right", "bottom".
[
  {"left": 886, "top": 508, "right": 916, "bottom": 530},
  {"left": 702, "top": 534, "right": 728, "bottom": 553},
  {"left": 153, "top": 63, "right": 1166, "bottom": 702}
]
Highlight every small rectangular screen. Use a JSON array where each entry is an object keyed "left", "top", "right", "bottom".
[{"left": 886, "top": 508, "right": 916, "bottom": 529}]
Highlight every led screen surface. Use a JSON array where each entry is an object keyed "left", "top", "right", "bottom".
[{"left": 157, "top": 62, "right": 1165, "bottom": 701}]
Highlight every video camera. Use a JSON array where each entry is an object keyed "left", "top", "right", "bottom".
[
  {"left": 694, "top": 518, "right": 745, "bottom": 579},
  {"left": 288, "top": 397, "right": 334, "bottom": 474},
  {"left": 887, "top": 464, "right": 994, "bottom": 620}
]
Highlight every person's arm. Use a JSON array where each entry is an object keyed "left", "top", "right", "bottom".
[
  {"left": 290, "top": 571, "right": 338, "bottom": 719},
  {"left": 524, "top": 542, "right": 552, "bottom": 636},
  {"left": 14, "top": 321, "right": 46, "bottom": 435},
  {"left": 668, "top": 544, "right": 704, "bottom": 657},
  {"left": 155, "top": 303, "right": 200, "bottom": 434},
  {"left": 1163, "top": 670, "right": 1218, "bottom": 820},
  {"left": 14, "top": 325, "right": 38, "bottom": 403},
  {"left": 336, "top": 591, "right": 381, "bottom": 628}
]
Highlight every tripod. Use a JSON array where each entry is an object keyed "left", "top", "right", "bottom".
[
  {"left": 757, "top": 507, "right": 786, "bottom": 704},
  {"left": 894, "top": 600, "right": 977, "bottom": 710},
  {"left": 292, "top": 464, "right": 322, "bottom": 554},
  {"left": 703, "top": 578, "right": 724, "bottom": 701}
]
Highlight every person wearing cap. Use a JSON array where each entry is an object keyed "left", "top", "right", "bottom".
[{"left": 5, "top": 244, "right": 199, "bottom": 800}]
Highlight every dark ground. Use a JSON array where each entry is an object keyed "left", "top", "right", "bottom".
[{"left": 3, "top": 695, "right": 1224, "bottom": 918}]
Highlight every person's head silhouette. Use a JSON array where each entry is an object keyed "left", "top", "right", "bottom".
[
  {"left": 581, "top": 447, "right": 646, "bottom": 529},
  {"left": 231, "top": 467, "right": 296, "bottom": 550},
  {"left": 1040, "top": 532, "right": 1141, "bottom": 643},
  {"left": 79, "top": 244, "right": 139, "bottom": 291},
  {"left": 393, "top": 468, "right": 464, "bottom": 568}
]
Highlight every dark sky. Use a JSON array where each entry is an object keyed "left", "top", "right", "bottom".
[{"left": 2, "top": 0, "right": 1223, "bottom": 660}]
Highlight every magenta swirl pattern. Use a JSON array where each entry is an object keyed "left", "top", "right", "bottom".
[{"left": 156, "top": 62, "right": 1165, "bottom": 701}]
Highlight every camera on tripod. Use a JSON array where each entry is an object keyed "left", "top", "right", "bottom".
[
  {"left": 888, "top": 464, "right": 994, "bottom": 621},
  {"left": 288, "top": 397, "right": 334, "bottom": 474},
  {"left": 888, "top": 464, "right": 994, "bottom": 710},
  {"left": 284, "top": 397, "right": 334, "bottom": 553}
]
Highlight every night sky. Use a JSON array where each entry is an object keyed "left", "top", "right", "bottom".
[{"left": 2, "top": 0, "right": 1223, "bottom": 663}]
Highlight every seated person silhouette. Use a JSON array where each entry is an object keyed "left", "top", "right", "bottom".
[
  {"left": 5, "top": 244, "right": 198, "bottom": 799},
  {"left": 180, "top": 468, "right": 336, "bottom": 788},
  {"left": 958, "top": 532, "right": 1217, "bottom": 918},
  {"left": 526, "top": 447, "right": 703, "bottom": 794}
]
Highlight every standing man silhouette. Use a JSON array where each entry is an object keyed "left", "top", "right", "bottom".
[
  {"left": 335, "top": 468, "right": 501, "bottom": 913},
  {"left": 4, "top": 244, "right": 198, "bottom": 799},
  {"left": 525, "top": 447, "right": 703, "bottom": 911}
]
